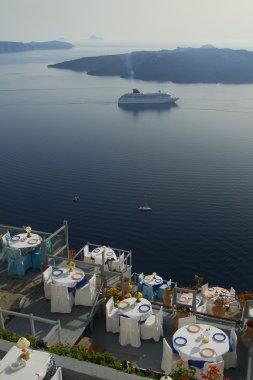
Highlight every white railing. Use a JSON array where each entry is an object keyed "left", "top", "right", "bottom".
[{"left": 0, "top": 308, "right": 62, "bottom": 343}]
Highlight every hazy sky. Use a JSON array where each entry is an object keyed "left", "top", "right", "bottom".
[{"left": 1, "top": 0, "right": 253, "bottom": 49}]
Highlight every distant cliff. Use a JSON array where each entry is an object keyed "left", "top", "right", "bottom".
[
  {"left": 0, "top": 40, "right": 74, "bottom": 53},
  {"left": 48, "top": 47, "right": 253, "bottom": 84}
]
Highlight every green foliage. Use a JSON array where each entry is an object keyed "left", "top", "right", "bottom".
[{"left": 169, "top": 362, "right": 197, "bottom": 380}]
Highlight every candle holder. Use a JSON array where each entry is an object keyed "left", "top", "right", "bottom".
[
  {"left": 16, "top": 337, "right": 31, "bottom": 360},
  {"left": 25, "top": 226, "right": 32, "bottom": 238}
]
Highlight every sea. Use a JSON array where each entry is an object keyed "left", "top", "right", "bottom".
[{"left": 1, "top": 45, "right": 253, "bottom": 291}]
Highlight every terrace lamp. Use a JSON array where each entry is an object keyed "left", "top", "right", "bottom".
[{"left": 16, "top": 337, "right": 31, "bottom": 360}]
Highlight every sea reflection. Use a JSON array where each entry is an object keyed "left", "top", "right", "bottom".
[{"left": 118, "top": 102, "right": 178, "bottom": 114}]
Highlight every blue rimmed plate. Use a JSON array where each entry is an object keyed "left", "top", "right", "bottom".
[
  {"left": 138, "top": 304, "right": 151, "bottom": 313},
  {"left": 196, "top": 298, "right": 201, "bottom": 305},
  {"left": 213, "top": 332, "right": 226, "bottom": 342},
  {"left": 52, "top": 269, "right": 63, "bottom": 277},
  {"left": 174, "top": 337, "right": 187, "bottom": 346},
  {"left": 11, "top": 236, "right": 20, "bottom": 241},
  {"left": 208, "top": 287, "right": 214, "bottom": 291},
  {"left": 155, "top": 278, "right": 162, "bottom": 284}
]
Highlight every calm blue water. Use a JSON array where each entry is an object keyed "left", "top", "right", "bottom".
[{"left": 1, "top": 46, "right": 253, "bottom": 291}]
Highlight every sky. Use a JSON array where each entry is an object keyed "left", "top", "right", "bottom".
[{"left": 1, "top": 0, "right": 253, "bottom": 49}]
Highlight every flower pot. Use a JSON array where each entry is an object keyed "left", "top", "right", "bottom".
[
  {"left": 163, "top": 288, "right": 171, "bottom": 307},
  {"left": 123, "top": 278, "right": 133, "bottom": 295},
  {"left": 172, "top": 312, "right": 189, "bottom": 330},
  {"left": 212, "top": 305, "right": 226, "bottom": 317},
  {"left": 242, "top": 320, "right": 253, "bottom": 347}
]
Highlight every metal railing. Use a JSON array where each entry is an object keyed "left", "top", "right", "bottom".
[{"left": 0, "top": 308, "right": 62, "bottom": 343}]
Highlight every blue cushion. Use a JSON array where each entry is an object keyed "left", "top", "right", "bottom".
[
  {"left": 31, "top": 248, "right": 42, "bottom": 269},
  {"left": 188, "top": 360, "right": 206, "bottom": 369}
]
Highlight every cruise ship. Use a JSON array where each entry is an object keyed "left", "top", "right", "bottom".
[{"left": 118, "top": 89, "right": 179, "bottom": 105}]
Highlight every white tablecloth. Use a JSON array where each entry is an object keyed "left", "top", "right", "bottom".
[
  {"left": 89, "top": 246, "right": 117, "bottom": 264},
  {"left": 177, "top": 292, "right": 203, "bottom": 307},
  {"left": 204, "top": 287, "right": 233, "bottom": 304},
  {"left": 117, "top": 297, "right": 152, "bottom": 320},
  {"left": 0, "top": 346, "right": 51, "bottom": 380},
  {"left": 9, "top": 233, "right": 42, "bottom": 254},
  {"left": 173, "top": 323, "right": 229, "bottom": 362},
  {"left": 51, "top": 267, "right": 85, "bottom": 288},
  {"left": 143, "top": 275, "right": 163, "bottom": 287}
]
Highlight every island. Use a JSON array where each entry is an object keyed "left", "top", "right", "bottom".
[
  {"left": 48, "top": 47, "right": 253, "bottom": 84},
  {"left": 0, "top": 40, "right": 74, "bottom": 53}
]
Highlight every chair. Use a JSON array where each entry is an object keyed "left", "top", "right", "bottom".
[
  {"left": 83, "top": 244, "right": 93, "bottom": 264},
  {"left": 197, "top": 300, "right": 207, "bottom": 313},
  {"left": 140, "top": 306, "right": 163, "bottom": 341},
  {"left": 1, "top": 232, "right": 11, "bottom": 262},
  {"left": 75, "top": 274, "right": 97, "bottom": 306},
  {"left": 157, "top": 279, "right": 171, "bottom": 301},
  {"left": 112, "top": 253, "right": 125, "bottom": 272},
  {"left": 161, "top": 338, "right": 173, "bottom": 374},
  {"left": 43, "top": 266, "right": 53, "bottom": 299},
  {"left": 119, "top": 316, "right": 141, "bottom": 347},
  {"left": 50, "top": 367, "right": 63, "bottom": 380},
  {"left": 137, "top": 272, "right": 144, "bottom": 291},
  {"left": 106, "top": 297, "right": 120, "bottom": 333},
  {"left": 178, "top": 315, "right": 196, "bottom": 329},
  {"left": 142, "top": 284, "right": 154, "bottom": 301},
  {"left": 51, "top": 284, "right": 74, "bottom": 313},
  {"left": 201, "top": 283, "right": 209, "bottom": 297},
  {"left": 202, "top": 360, "right": 224, "bottom": 378},
  {"left": 6, "top": 247, "right": 32, "bottom": 276},
  {"left": 224, "top": 327, "right": 237, "bottom": 369},
  {"left": 31, "top": 247, "right": 42, "bottom": 269}
]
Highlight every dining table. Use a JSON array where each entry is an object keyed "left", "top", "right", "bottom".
[
  {"left": 51, "top": 266, "right": 86, "bottom": 288},
  {"left": 0, "top": 345, "right": 54, "bottom": 380},
  {"left": 177, "top": 292, "right": 203, "bottom": 308},
  {"left": 173, "top": 323, "right": 229, "bottom": 363},
  {"left": 90, "top": 246, "right": 117, "bottom": 265},
  {"left": 117, "top": 297, "right": 152, "bottom": 320},
  {"left": 204, "top": 286, "right": 234, "bottom": 304},
  {"left": 143, "top": 274, "right": 163, "bottom": 288},
  {"left": 8, "top": 233, "right": 42, "bottom": 255}
]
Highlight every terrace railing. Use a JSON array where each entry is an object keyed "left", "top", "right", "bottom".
[{"left": 0, "top": 308, "right": 62, "bottom": 343}]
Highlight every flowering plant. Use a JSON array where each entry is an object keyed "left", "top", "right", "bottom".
[
  {"left": 169, "top": 360, "right": 197, "bottom": 379},
  {"left": 238, "top": 290, "right": 253, "bottom": 300},
  {"left": 214, "top": 296, "right": 226, "bottom": 306},
  {"left": 67, "top": 261, "right": 75, "bottom": 272},
  {"left": 201, "top": 365, "right": 229, "bottom": 380},
  {"left": 106, "top": 287, "right": 120, "bottom": 298}
]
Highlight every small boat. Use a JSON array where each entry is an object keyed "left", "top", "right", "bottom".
[
  {"left": 138, "top": 204, "right": 152, "bottom": 211},
  {"left": 72, "top": 195, "right": 80, "bottom": 202}
]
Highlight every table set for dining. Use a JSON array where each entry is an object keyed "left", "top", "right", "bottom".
[
  {"left": 2, "top": 231, "right": 43, "bottom": 276},
  {"left": 204, "top": 286, "right": 234, "bottom": 304},
  {"left": 141, "top": 273, "right": 164, "bottom": 300},
  {"left": 173, "top": 323, "right": 229, "bottom": 363},
  {"left": 117, "top": 297, "right": 152, "bottom": 320},
  {"left": 0, "top": 345, "right": 57, "bottom": 380},
  {"left": 51, "top": 266, "right": 87, "bottom": 289}
]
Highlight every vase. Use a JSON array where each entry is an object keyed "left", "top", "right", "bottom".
[
  {"left": 123, "top": 278, "right": 133, "bottom": 295},
  {"left": 172, "top": 312, "right": 189, "bottom": 330},
  {"left": 163, "top": 289, "right": 171, "bottom": 307},
  {"left": 212, "top": 305, "right": 226, "bottom": 317}
]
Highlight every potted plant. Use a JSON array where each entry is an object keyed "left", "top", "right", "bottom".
[
  {"left": 169, "top": 360, "right": 197, "bottom": 379},
  {"left": 105, "top": 287, "right": 121, "bottom": 305},
  {"left": 238, "top": 290, "right": 253, "bottom": 309},
  {"left": 173, "top": 306, "right": 190, "bottom": 330},
  {"left": 163, "top": 285, "right": 172, "bottom": 307},
  {"left": 193, "top": 274, "right": 204, "bottom": 291},
  {"left": 212, "top": 297, "right": 226, "bottom": 317},
  {"left": 242, "top": 319, "right": 253, "bottom": 347},
  {"left": 200, "top": 364, "right": 230, "bottom": 380}
]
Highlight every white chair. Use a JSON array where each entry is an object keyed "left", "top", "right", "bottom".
[
  {"left": 43, "top": 266, "right": 52, "bottom": 299},
  {"left": 230, "top": 286, "right": 236, "bottom": 300},
  {"left": 197, "top": 300, "right": 207, "bottom": 313},
  {"left": 201, "top": 283, "right": 209, "bottom": 297},
  {"left": 51, "top": 367, "right": 63, "bottom": 380},
  {"left": 75, "top": 274, "right": 97, "bottom": 306},
  {"left": 178, "top": 315, "right": 196, "bottom": 329},
  {"left": 83, "top": 244, "right": 93, "bottom": 264},
  {"left": 106, "top": 297, "right": 120, "bottom": 333},
  {"left": 140, "top": 306, "right": 163, "bottom": 341},
  {"left": 51, "top": 284, "right": 74, "bottom": 313},
  {"left": 119, "top": 316, "right": 141, "bottom": 347},
  {"left": 161, "top": 338, "right": 173, "bottom": 374},
  {"left": 224, "top": 327, "right": 237, "bottom": 369},
  {"left": 203, "top": 360, "right": 224, "bottom": 377},
  {"left": 112, "top": 253, "right": 125, "bottom": 272}
]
